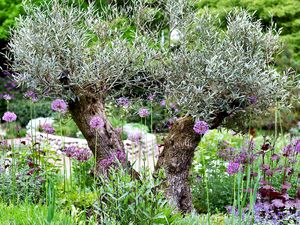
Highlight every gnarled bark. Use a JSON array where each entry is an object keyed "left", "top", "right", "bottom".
[
  {"left": 155, "top": 116, "right": 201, "bottom": 213},
  {"left": 156, "top": 113, "right": 229, "bottom": 213},
  {"left": 68, "top": 95, "right": 124, "bottom": 173}
]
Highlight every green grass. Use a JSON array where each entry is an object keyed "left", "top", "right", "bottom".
[{"left": 0, "top": 201, "right": 75, "bottom": 225}]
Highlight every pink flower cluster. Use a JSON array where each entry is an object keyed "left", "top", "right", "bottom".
[
  {"left": 2, "top": 112, "right": 17, "bottom": 122},
  {"left": 100, "top": 150, "right": 126, "bottom": 171},
  {"left": 63, "top": 146, "right": 92, "bottom": 162},
  {"left": 193, "top": 120, "right": 209, "bottom": 134},
  {"left": 41, "top": 123, "right": 55, "bottom": 134},
  {"left": 138, "top": 108, "right": 150, "bottom": 117},
  {"left": 227, "top": 162, "right": 240, "bottom": 175},
  {"left": 89, "top": 116, "right": 104, "bottom": 129},
  {"left": 51, "top": 99, "right": 68, "bottom": 113}
]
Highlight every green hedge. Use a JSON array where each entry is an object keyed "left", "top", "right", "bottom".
[{"left": 8, "top": 99, "right": 55, "bottom": 127}]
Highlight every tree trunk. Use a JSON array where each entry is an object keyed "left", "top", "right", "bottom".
[
  {"left": 156, "top": 112, "right": 229, "bottom": 213},
  {"left": 68, "top": 95, "right": 124, "bottom": 173},
  {"left": 155, "top": 116, "right": 201, "bottom": 213}
]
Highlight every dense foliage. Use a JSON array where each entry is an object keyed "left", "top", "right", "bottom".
[
  {"left": 0, "top": 0, "right": 23, "bottom": 40},
  {"left": 196, "top": 0, "right": 300, "bottom": 72}
]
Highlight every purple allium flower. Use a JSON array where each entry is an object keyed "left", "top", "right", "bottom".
[
  {"left": 41, "top": 123, "right": 55, "bottom": 134},
  {"left": 89, "top": 116, "right": 104, "bottom": 129},
  {"left": 265, "top": 169, "right": 273, "bottom": 177},
  {"left": 24, "top": 90, "right": 38, "bottom": 102},
  {"left": 227, "top": 162, "right": 240, "bottom": 175},
  {"left": 100, "top": 150, "right": 127, "bottom": 171},
  {"left": 73, "top": 148, "right": 92, "bottom": 162},
  {"left": 147, "top": 93, "right": 155, "bottom": 101},
  {"left": 160, "top": 99, "right": 166, "bottom": 107},
  {"left": 128, "top": 132, "right": 142, "bottom": 144},
  {"left": 116, "top": 97, "right": 129, "bottom": 108},
  {"left": 138, "top": 108, "right": 150, "bottom": 117},
  {"left": 63, "top": 146, "right": 77, "bottom": 158},
  {"left": 51, "top": 99, "right": 68, "bottom": 113},
  {"left": 2, "top": 112, "right": 17, "bottom": 122},
  {"left": 248, "top": 95, "right": 258, "bottom": 105},
  {"left": 297, "top": 121, "right": 300, "bottom": 128},
  {"left": 3, "top": 94, "right": 12, "bottom": 101},
  {"left": 193, "top": 120, "right": 209, "bottom": 134},
  {"left": 282, "top": 182, "right": 291, "bottom": 190}
]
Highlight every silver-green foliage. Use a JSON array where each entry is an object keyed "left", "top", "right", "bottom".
[
  {"left": 165, "top": 9, "right": 297, "bottom": 123},
  {"left": 8, "top": 0, "right": 298, "bottom": 123},
  {"left": 8, "top": 0, "right": 165, "bottom": 100}
]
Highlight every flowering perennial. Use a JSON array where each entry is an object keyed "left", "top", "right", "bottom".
[
  {"left": 41, "top": 123, "right": 55, "bottom": 134},
  {"left": 2, "top": 112, "right": 17, "bottom": 122},
  {"left": 51, "top": 99, "right": 68, "bottom": 113},
  {"left": 193, "top": 120, "right": 209, "bottom": 134},
  {"left": 138, "top": 108, "right": 150, "bottom": 117},
  {"left": 89, "top": 116, "right": 104, "bottom": 129},
  {"left": 227, "top": 162, "right": 240, "bottom": 175},
  {"left": 116, "top": 97, "right": 129, "bottom": 108},
  {"left": 100, "top": 150, "right": 126, "bottom": 171}
]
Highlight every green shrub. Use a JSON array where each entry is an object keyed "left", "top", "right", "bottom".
[
  {"left": 53, "top": 115, "right": 81, "bottom": 138},
  {"left": 192, "top": 129, "right": 244, "bottom": 214},
  {"left": 95, "top": 167, "right": 181, "bottom": 224},
  {"left": 9, "top": 99, "right": 55, "bottom": 127},
  {"left": 172, "top": 213, "right": 227, "bottom": 225}
]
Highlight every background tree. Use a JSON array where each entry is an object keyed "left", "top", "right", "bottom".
[{"left": 7, "top": 0, "right": 297, "bottom": 213}]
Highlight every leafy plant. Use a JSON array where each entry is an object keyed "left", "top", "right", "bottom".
[{"left": 94, "top": 167, "right": 181, "bottom": 224}]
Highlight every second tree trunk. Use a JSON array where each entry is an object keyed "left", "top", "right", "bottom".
[{"left": 155, "top": 116, "right": 201, "bottom": 213}]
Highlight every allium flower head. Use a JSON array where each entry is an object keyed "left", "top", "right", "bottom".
[
  {"left": 63, "top": 146, "right": 77, "bottom": 158},
  {"left": 128, "top": 132, "right": 142, "bottom": 144},
  {"left": 51, "top": 99, "right": 68, "bottom": 113},
  {"left": 138, "top": 108, "right": 150, "bottom": 117},
  {"left": 2, "top": 112, "right": 17, "bottom": 122},
  {"left": 3, "top": 94, "right": 12, "bottom": 101},
  {"left": 41, "top": 123, "right": 55, "bottom": 134},
  {"left": 100, "top": 150, "right": 127, "bottom": 171},
  {"left": 160, "top": 99, "right": 166, "bottom": 107},
  {"left": 73, "top": 148, "right": 92, "bottom": 162},
  {"left": 282, "top": 144, "right": 293, "bottom": 157},
  {"left": 89, "top": 116, "right": 104, "bottom": 129},
  {"left": 227, "top": 162, "right": 240, "bottom": 175},
  {"left": 116, "top": 97, "right": 129, "bottom": 108},
  {"left": 24, "top": 90, "right": 38, "bottom": 102},
  {"left": 193, "top": 120, "right": 209, "bottom": 134},
  {"left": 271, "top": 154, "right": 280, "bottom": 161}
]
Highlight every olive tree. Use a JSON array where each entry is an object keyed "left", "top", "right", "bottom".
[
  {"left": 156, "top": 9, "right": 295, "bottom": 212},
  {"left": 8, "top": 0, "right": 166, "bottom": 172},
  {"left": 7, "top": 0, "right": 296, "bottom": 212}
]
